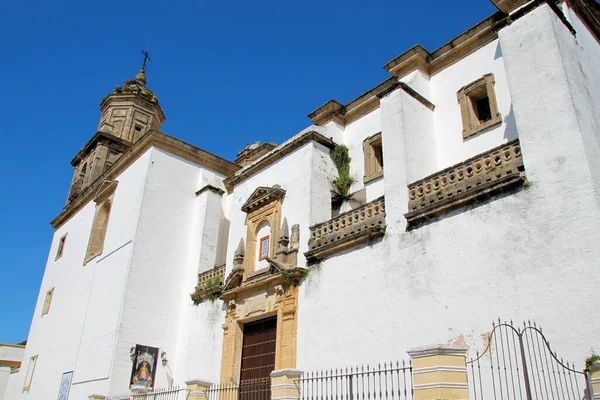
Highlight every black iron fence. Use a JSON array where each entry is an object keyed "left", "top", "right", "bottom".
[
  {"left": 299, "top": 361, "right": 414, "bottom": 400},
  {"left": 207, "top": 378, "right": 271, "bottom": 400},
  {"left": 467, "top": 319, "right": 591, "bottom": 400},
  {"left": 108, "top": 385, "right": 190, "bottom": 400}
]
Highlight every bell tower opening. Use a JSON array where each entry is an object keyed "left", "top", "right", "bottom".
[{"left": 66, "top": 56, "right": 166, "bottom": 203}]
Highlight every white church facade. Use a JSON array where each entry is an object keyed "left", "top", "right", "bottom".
[{"left": 6, "top": 0, "right": 600, "bottom": 399}]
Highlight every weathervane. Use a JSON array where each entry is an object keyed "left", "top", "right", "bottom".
[{"left": 141, "top": 50, "right": 151, "bottom": 69}]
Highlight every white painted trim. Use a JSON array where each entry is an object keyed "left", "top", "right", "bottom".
[
  {"left": 271, "top": 383, "right": 300, "bottom": 389},
  {"left": 271, "top": 368, "right": 304, "bottom": 378},
  {"left": 413, "top": 382, "right": 469, "bottom": 390},
  {"left": 407, "top": 344, "right": 468, "bottom": 359},
  {"left": 591, "top": 378, "right": 600, "bottom": 384},
  {"left": 186, "top": 379, "right": 214, "bottom": 387},
  {"left": 412, "top": 366, "right": 467, "bottom": 374},
  {"left": 272, "top": 397, "right": 301, "bottom": 400}
]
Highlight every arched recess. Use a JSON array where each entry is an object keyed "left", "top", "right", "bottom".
[
  {"left": 84, "top": 179, "right": 118, "bottom": 264},
  {"left": 255, "top": 221, "right": 272, "bottom": 270},
  {"left": 241, "top": 186, "right": 285, "bottom": 278}
]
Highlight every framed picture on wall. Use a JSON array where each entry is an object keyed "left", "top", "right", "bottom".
[
  {"left": 130, "top": 345, "right": 159, "bottom": 391},
  {"left": 259, "top": 235, "right": 270, "bottom": 260},
  {"left": 57, "top": 371, "right": 73, "bottom": 400}
]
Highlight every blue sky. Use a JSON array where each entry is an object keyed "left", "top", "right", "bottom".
[{"left": 0, "top": 0, "right": 497, "bottom": 343}]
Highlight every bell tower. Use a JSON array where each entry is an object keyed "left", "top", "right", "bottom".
[{"left": 66, "top": 59, "right": 166, "bottom": 203}]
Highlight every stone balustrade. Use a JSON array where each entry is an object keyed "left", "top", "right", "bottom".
[
  {"left": 305, "top": 196, "right": 386, "bottom": 262},
  {"left": 405, "top": 139, "right": 525, "bottom": 226}
]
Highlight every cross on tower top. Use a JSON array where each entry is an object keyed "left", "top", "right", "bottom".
[{"left": 141, "top": 50, "right": 151, "bottom": 69}]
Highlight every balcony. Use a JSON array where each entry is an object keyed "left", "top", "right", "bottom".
[
  {"left": 305, "top": 196, "right": 386, "bottom": 262},
  {"left": 190, "top": 264, "right": 225, "bottom": 305},
  {"left": 405, "top": 139, "right": 525, "bottom": 226}
]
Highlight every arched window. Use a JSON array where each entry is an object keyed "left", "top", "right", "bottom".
[
  {"left": 255, "top": 221, "right": 271, "bottom": 268},
  {"left": 85, "top": 198, "right": 112, "bottom": 264}
]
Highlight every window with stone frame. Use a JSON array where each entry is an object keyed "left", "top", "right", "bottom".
[
  {"left": 22, "top": 355, "right": 38, "bottom": 393},
  {"left": 457, "top": 73, "right": 502, "bottom": 139},
  {"left": 363, "top": 133, "right": 384, "bottom": 183},
  {"left": 41, "top": 288, "right": 54, "bottom": 317},
  {"left": 84, "top": 196, "right": 113, "bottom": 264},
  {"left": 55, "top": 233, "right": 67, "bottom": 260}
]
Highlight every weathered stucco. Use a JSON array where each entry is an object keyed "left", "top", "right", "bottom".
[{"left": 8, "top": 2, "right": 600, "bottom": 399}]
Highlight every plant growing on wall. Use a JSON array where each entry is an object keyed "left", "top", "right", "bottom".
[
  {"left": 585, "top": 351, "right": 600, "bottom": 370},
  {"left": 190, "top": 276, "right": 223, "bottom": 305},
  {"left": 281, "top": 267, "right": 310, "bottom": 286},
  {"left": 330, "top": 144, "right": 354, "bottom": 203}
]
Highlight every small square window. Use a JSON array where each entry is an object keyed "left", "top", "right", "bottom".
[
  {"left": 55, "top": 234, "right": 67, "bottom": 260},
  {"left": 259, "top": 235, "right": 270, "bottom": 261},
  {"left": 41, "top": 288, "right": 54, "bottom": 317},
  {"left": 458, "top": 74, "right": 502, "bottom": 139},
  {"left": 363, "top": 133, "right": 384, "bottom": 183}
]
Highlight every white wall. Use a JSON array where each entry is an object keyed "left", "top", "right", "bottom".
[
  {"left": 430, "top": 39, "right": 518, "bottom": 173},
  {"left": 296, "top": 3, "right": 600, "bottom": 377},
  {"left": 0, "top": 367, "right": 9, "bottom": 400},
  {"left": 108, "top": 148, "right": 215, "bottom": 395},
  {"left": 6, "top": 150, "right": 153, "bottom": 400},
  {"left": 1, "top": 345, "right": 24, "bottom": 400},
  {"left": 225, "top": 141, "right": 336, "bottom": 280},
  {"left": 562, "top": 2, "right": 600, "bottom": 207}
]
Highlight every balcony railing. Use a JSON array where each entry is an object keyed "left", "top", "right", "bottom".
[
  {"left": 405, "top": 139, "right": 525, "bottom": 226},
  {"left": 305, "top": 196, "right": 386, "bottom": 262}
]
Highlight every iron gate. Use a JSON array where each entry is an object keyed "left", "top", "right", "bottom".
[{"left": 467, "top": 319, "right": 592, "bottom": 400}]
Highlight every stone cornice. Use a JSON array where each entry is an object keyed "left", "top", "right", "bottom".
[
  {"left": 100, "top": 90, "right": 166, "bottom": 123},
  {"left": 241, "top": 186, "right": 286, "bottom": 213},
  {"left": 223, "top": 131, "right": 335, "bottom": 193},
  {"left": 384, "top": 13, "right": 503, "bottom": 79},
  {"left": 0, "top": 343, "right": 26, "bottom": 349},
  {"left": 307, "top": 78, "right": 397, "bottom": 127},
  {"left": 52, "top": 130, "right": 239, "bottom": 229},
  {"left": 70, "top": 131, "right": 131, "bottom": 166},
  {"left": 376, "top": 81, "right": 435, "bottom": 111},
  {"left": 407, "top": 344, "right": 468, "bottom": 358},
  {"left": 307, "top": 0, "right": 591, "bottom": 129},
  {"left": 219, "top": 273, "right": 285, "bottom": 301},
  {"left": 195, "top": 184, "right": 225, "bottom": 197}
]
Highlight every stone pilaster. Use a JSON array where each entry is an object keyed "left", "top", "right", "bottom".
[
  {"left": 186, "top": 379, "right": 213, "bottom": 400},
  {"left": 589, "top": 361, "right": 600, "bottom": 400},
  {"left": 407, "top": 344, "right": 469, "bottom": 400},
  {"left": 270, "top": 369, "right": 303, "bottom": 400}
]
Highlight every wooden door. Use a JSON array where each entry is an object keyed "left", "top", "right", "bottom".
[{"left": 239, "top": 316, "right": 277, "bottom": 400}]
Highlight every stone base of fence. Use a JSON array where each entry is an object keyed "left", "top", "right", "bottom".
[
  {"left": 186, "top": 379, "right": 213, "bottom": 400},
  {"left": 590, "top": 361, "right": 600, "bottom": 400},
  {"left": 408, "top": 344, "right": 469, "bottom": 400},
  {"left": 271, "top": 369, "right": 303, "bottom": 400}
]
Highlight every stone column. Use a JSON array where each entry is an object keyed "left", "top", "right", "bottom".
[
  {"left": 186, "top": 379, "right": 213, "bottom": 400},
  {"left": 88, "top": 395, "right": 106, "bottom": 400},
  {"left": 407, "top": 344, "right": 469, "bottom": 400},
  {"left": 589, "top": 361, "right": 600, "bottom": 400},
  {"left": 270, "top": 369, "right": 303, "bottom": 400}
]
